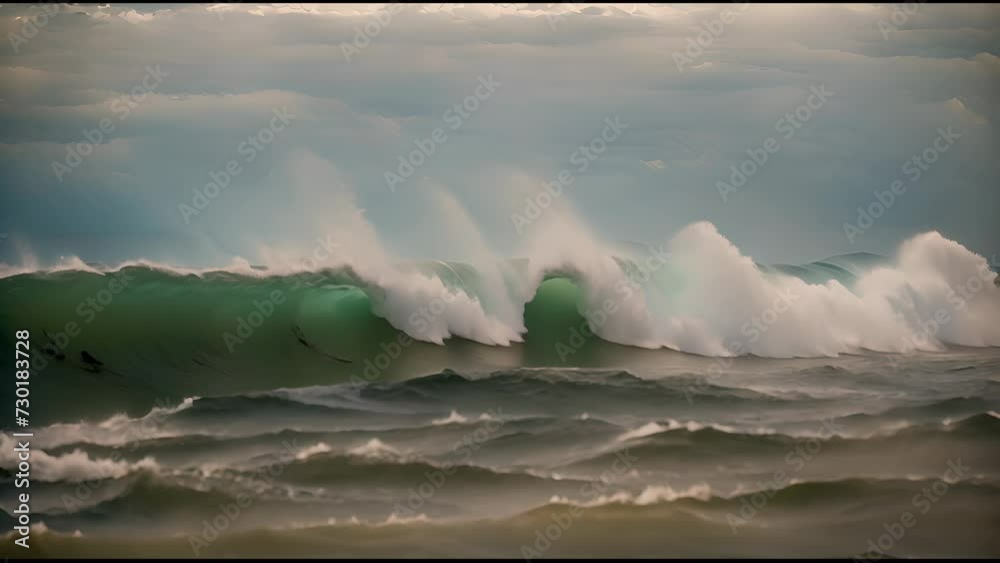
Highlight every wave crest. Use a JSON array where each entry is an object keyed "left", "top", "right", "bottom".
[{"left": 2, "top": 222, "right": 997, "bottom": 358}]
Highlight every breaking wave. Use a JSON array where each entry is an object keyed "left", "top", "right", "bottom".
[{"left": 2, "top": 222, "right": 997, "bottom": 365}]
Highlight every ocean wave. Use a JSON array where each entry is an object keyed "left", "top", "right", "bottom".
[
  {"left": 30, "top": 396, "right": 199, "bottom": 449},
  {"left": 431, "top": 410, "right": 469, "bottom": 425},
  {"left": 529, "top": 476, "right": 1000, "bottom": 515},
  {"left": 567, "top": 411, "right": 1000, "bottom": 469},
  {"left": 294, "top": 442, "right": 332, "bottom": 460},
  {"left": 0, "top": 434, "right": 158, "bottom": 483},
  {"left": 3, "top": 223, "right": 998, "bottom": 359},
  {"left": 346, "top": 438, "right": 402, "bottom": 459},
  {"left": 546, "top": 483, "right": 716, "bottom": 508},
  {"left": 616, "top": 419, "right": 780, "bottom": 442}
]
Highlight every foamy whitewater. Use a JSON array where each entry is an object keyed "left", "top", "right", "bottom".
[{"left": 1, "top": 217, "right": 999, "bottom": 557}]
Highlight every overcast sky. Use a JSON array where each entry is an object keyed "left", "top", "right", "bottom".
[{"left": 1, "top": 2, "right": 997, "bottom": 267}]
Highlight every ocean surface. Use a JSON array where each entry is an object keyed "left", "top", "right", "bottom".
[{"left": 1, "top": 223, "right": 999, "bottom": 558}]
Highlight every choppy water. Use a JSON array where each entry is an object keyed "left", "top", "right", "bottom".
[{"left": 2, "top": 355, "right": 999, "bottom": 557}]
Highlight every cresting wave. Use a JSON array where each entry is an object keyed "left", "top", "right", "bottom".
[{"left": 2, "top": 222, "right": 998, "bottom": 360}]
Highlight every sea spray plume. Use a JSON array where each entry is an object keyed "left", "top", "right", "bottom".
[
  {"left": 0, "top": 237, "right": 98, "bottom": 278},
  {"left": 642, "top": 222, "right": 1000, "bottom": 357},
  {"left": 422, "top": 182, "right": 527, "bottom": 336},
  {"left": 517, "top": 197, "right": 661, "bottom": 349},
  {"left": 887, "top": 232, "right": 1000, "bottom": 346},
  {"left": 273, "top": 151, "right": 521, "bottom": 346},
  {"left": 649, "top": 221, "right": 877, "bottom": 357},
  {"left": 523, "top": 219, "right": 1000, "bottom": 357},
  {"left": 273, "top": 150, "right": 393, "bottom": 275}
]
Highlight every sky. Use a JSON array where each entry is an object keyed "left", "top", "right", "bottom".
[{"left": 0, "top": 2, "right": 998, "bottom": 268}]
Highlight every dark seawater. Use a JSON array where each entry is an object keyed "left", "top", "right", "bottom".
[
  {"left": 1, "top": 240, "right": 999, "bottom": 558},
  {"left": 1, "top": 359, "right": 999, "bottom": 558}
]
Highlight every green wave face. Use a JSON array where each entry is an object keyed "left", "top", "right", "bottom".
[
  {"left": 0, "top": 264, "right": 581, "bottom": 422},
  {"left": 0, "top": 248, "right": 986, "bottom": 425}
]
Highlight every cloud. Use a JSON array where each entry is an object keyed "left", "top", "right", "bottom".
[{"left": 0, "top": 2, "right": 997, "bottom": 266}]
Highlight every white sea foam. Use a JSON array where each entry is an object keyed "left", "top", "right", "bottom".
[
  {"left": 432, "top": 410, "right": 469, "bottom": 425},
  {"left": 547, "top": 483, "right": 715, "bottom": 508},
  {"left": 347, "top": 438, "right": 400, "bottom": 459},
  {"left": 32, "top": 397, "right": 198, "bottom": 449},
  {"left": 295, "top": 442, "right": 332, "bottom": 460},
  {"left": 0, "top": 434, "right": 158, "bottom": 482}
]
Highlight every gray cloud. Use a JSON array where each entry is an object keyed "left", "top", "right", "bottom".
[{"left": 1, "top": 3, "right": 998, "bottom": 266}]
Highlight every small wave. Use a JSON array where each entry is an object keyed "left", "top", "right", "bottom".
[
  {"left": 147, "top": 396, "right": 198, "bottom": 419},
  {"left": 617, "top": 422, "right": 670, "bottom": 442},
  {"left": 295, "top": 442, "right": 332, "bottom": 460},
  {"left": 478, "top": 411, "right": 502, "bottom": 422},
  {"left": 617, "top": 419, "right": 777, "bottom": 442},
  {"left": 539, "top": 477, "right": 1000, "bottom": 513},
  {"left": 33, "top": 397, "right": 198, "bottom": 449},
  {"left": 432, "top": 410, "right": 469, "bottom": 425},
  {"left": 547, "top": 483, "right": 715, "bottom": 508},
  {"left": 379, "top": 512, "right": 431, "bottom": 526},
  {"left": 347, "top": 438, "right": 401, "bottom": 459},
  {"left": 278, "top": 512, "right": 433, "bottom": 529},
  {"left": 1, "top": 521, "right": 56, "bottom": 540},
  {"left": 0, "top": 435, "right": 158, "bottom": 483},
  {"left": 273, "top": 517, "right": 342, "bottom": 531}
]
